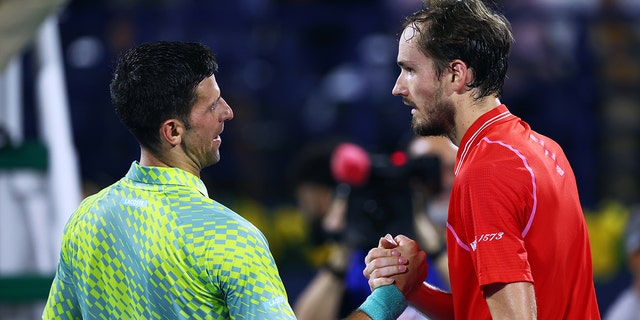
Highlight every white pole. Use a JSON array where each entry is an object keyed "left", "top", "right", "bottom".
[
  {"left": 0, "top": 56, "right": 29, "bottom": 274},
  {"left": 1, "top": 57, "right": 23, "bottom": 145},
  {"left": 34, "top": 14, "right": 82, "bottom": 271}
]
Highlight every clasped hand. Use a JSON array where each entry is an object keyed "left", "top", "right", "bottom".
[{"left": 362, "top": 234, "right": 429, "bottom": 298}]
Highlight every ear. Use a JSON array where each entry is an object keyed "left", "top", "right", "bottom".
[
  {"left": 159, "top": 118, "right": 184, "bottom": 147},
  {"left": 448, "top": 60, "right": 472, "bottom": 93}
]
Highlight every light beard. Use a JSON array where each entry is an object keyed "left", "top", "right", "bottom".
[{"left": 412, "top": 98, "right": 456, "bottom": 137}]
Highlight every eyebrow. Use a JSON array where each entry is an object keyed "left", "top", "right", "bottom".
[{"left": 397, "top": 60, "right": 413, "bottom": 68}]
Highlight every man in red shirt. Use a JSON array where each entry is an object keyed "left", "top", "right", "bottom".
[{"left": 347, "top": 0, "right": 600, "bottom": 319}]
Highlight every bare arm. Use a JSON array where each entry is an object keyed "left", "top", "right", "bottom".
[
  {"left": 293, "top": 269, "right": 345, "bottom": 320},
  {"left": 345, "top": 310, "right": 373, "bottom": 320},
  {"left": 484, "top": 282, "right": 537, "bottom": 320},
  {"left": 409, "top": 276, "right": 535, "bottom": 320}
]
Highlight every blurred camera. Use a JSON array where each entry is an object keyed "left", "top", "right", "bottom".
[{"left": 332, "top": 144, "right": 442, "bottom": 248}]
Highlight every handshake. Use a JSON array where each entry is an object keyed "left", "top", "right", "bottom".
[
  {"left": 363, "top": 234, "right": 429, "bottom": 298},
  {"left": 355, "top": 235, "right": 454, "bottom": 320}
]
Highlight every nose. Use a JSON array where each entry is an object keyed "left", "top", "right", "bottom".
[
  {"left": 392, "top": 75, "right": 406, "bottom": 97},
  {"left": 221, "top": 98, "right": 234, "bottom": 121}
]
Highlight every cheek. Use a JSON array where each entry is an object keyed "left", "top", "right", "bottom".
[
  {"left": 412, "top": 81, "right": 436, "bottom": 100},
  {"left": 199, "top": 121, "right": 216, "bottom": 137}
]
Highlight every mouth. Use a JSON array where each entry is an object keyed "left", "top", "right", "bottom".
[
  {"left": 214, "top": 128, "right": 223, "bottom": 142},
  {"left": 402, "top": 99, "right": 417, "bottom": 115},
  {"left": 402, "top": 98, "right": 416, "bottom": 108}
]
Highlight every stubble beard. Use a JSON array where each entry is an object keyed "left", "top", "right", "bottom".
[
  {"left": 412, "top": 98, "right": 456, "bottom": 138},
  {"left": 181, "top": 137, "right": 220, "bottom": 171},
  {"left": 204, "top": 144, "right": 221, "bottom": 168}
]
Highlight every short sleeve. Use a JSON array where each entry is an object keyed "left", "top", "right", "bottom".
[
  {"left": 208, "top": 222, "right": 295, "bottom": 319},
  {"left": 457, "top": 144, "right": 535, "bottom": 290},
  {"left": 43, "top": 240, "right": 82, "bottom": 319}
]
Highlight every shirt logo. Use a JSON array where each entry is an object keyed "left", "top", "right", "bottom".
[
  {"left": 268, "top": 296, "right": 286, "bottom": 307},
  {"left": 470, "top": 232, "right": 505, "bottom": 251},
  {"left": 122, "top": 198, "right": 148, "bottom": 207}
]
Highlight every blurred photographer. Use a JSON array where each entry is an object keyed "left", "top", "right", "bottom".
[{"left": 288, "top": 140, "right": 358, "bottom": 320}]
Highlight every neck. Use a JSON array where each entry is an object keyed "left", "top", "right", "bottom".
[
  {"left": 139, "top": 149, "right": 167, "bottom": 168},
  {"left": 450, "top": 96, "right": 501, "bottom": 146},
  {"left": 139, "top": 147, "right": 201, "bottom": 178}
]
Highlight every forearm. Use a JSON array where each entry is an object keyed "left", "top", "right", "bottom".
[
  {"left": 345, "top": 310, "right": 372, "bottom": 320},
  {"left": 407, "top": 282, "right": 454, "bottom": 320},
  {"left": 294, "top": 271, "right": 344, "bottom": 320}
]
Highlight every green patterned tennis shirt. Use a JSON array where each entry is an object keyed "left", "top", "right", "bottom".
[{"left": 43, "top": 162, "right": 295, "bottom": 319}]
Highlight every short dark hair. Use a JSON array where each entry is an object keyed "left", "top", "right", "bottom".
[
  {"left": 403, "top": 0, "right": 513, "bottom": 99},
  {"left": 110, "top": 41, "right": 218, "bottom": 153}
]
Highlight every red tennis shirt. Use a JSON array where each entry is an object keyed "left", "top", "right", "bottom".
[{"left": 446, "top": 105, "right": 600, "bottom": 319}]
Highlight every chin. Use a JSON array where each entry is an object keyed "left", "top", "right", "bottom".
[
  {"left": 202, "top": 154, "right": 221, "bottom": 168},
  {"left": 211, "top": 152, "right": 221, "bottom": 165},
  {"left": 413, "top": 122, "right": 446, "bottom": 137}
]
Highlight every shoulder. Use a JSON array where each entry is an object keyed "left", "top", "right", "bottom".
[
  {"left": 455, "top": 137, "right": 537, "bottom": 208},
  {"left": 66, "top": 183, "right": 117, "bottom": 225},
  {"left": 180, "top": 200, "right": 269, "bottom": 245},
  {"left": 459, "top": 138, "right": 531, "bottom": 182}
]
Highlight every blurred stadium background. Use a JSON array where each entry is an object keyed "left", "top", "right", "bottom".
[{"left": 0, "top": 0, "right": 639, "bottom": 318}]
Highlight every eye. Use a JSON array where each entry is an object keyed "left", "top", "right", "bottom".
[
  {"left": 399, "top": 65, "right": 414, "bottom": 74},
  {"left": 210, "top": 99, "right": 220, "bottom": 111}
]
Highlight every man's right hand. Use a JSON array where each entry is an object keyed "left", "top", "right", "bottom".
[{"left": 363, "top": 234, "right": 429, "bottom": 297}]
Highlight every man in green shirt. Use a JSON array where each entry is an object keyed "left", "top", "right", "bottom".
[{"left": 43, "top": 41, "right": 295, "bottom": 319}]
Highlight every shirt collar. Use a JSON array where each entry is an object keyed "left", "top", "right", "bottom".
[
  {"left": 125, "top": 161, "right": 209, "bottom": 197},
  {"left": 454, "top": 105, "right": 513, "bottom": 175}
]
